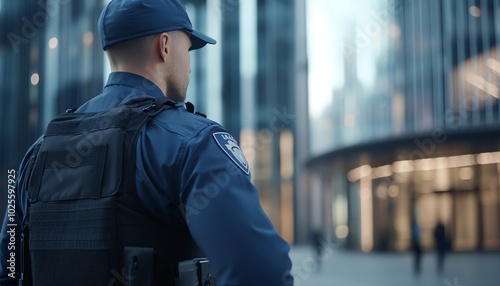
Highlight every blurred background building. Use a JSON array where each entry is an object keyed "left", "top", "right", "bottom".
[
  {"left": 305, "top": 0, "right": 500, "bottom": 252},
  {"left": 1, "top": 0, "right": 499, "bottom": 254},
  {"left": 0, "top": 0, "right": 106, "bottom": 228}
]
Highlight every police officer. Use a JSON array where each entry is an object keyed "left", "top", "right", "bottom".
[{"left": 0, "top": 0, "right": 294, "bottom": 285}]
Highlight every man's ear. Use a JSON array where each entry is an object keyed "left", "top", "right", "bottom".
[{"left": 157, "top": 32, "right": 170, "bottom": 62}]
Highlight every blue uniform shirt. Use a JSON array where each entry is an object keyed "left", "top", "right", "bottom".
[{"left": 0, "top": 72, "right": 294, "bottom": 285}]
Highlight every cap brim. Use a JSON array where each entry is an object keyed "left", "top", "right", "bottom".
[{"left": 188, "top": 29, "right": 216, "bottom": 51}]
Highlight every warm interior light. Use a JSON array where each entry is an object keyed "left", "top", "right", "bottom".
[
  {"left": 360, "top": 176, "right": 373, "bottom": 252},
  {"left": 279, "top": 130, "right": 294, "bottom": 180},
  {"left": 465, "top": 72, "right": 499, "bottom": 98},
  {"left": 48, "top": 37, "right": 58, "bottom": 49},
  {"left": 393, "top": 160, "right": 414, "bottom": 173},
  {"left": 30, "top": 73, "right": 40, "bottom": 85},
  {"left": 280, "top": 182, "right": 294, "bottom": 244},
  {"left": 344, "top": 114, "right": 356, "bottom": 127},
  {"left": 469, "top": 6, "right": 481, "bottom": 17},
  {"left": 335, "top": 225, "right": 349, "bottom": 239},
  {"left": 486, "top": 58, "right": 500, "bottom": 74},
  {"left": 351, "top": 151, "right": 500, "bottom": 183},
  {"left": 372, "top": 165, "right": 392, "bottom": 179},
  {"left": 83, "top": 32, "right": 94, "bottom": 46},
  {"left": 388, "top": 185, "right": 399, "bottom": 198},
  {"left": 348, "top": 164, "right": 372, "bottom": 182},
  {"left": 458, "top": 167, "right": 474, "bottom": 180}
]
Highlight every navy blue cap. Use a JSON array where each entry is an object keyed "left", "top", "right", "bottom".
[{"left": 98, "top": 0, "right": 216, "bottom": 51}]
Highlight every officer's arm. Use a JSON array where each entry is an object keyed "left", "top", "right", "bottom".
[
  {"left": 179, "top": 126, "right": 294, "bottom": 286},
  {"left": 0, "top": 144, "right": 34, "bottom": 285}
]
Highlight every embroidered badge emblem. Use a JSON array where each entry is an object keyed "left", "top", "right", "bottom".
[{"left": 213, "top": 132, "right": 250, "bottom": 175}]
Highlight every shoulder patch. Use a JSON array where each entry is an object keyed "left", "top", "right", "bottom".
[{"left": 213, "top": 132, "right": 250, "bottom": 175}]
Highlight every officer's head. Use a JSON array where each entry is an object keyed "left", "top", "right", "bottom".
[{"left": 98, "top": 0, "right": 216, "bottom": 101}]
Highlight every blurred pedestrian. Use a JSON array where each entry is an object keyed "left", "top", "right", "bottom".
[
  {"left": 412, "top": 222, "right": 422, "bottom": 275},
  {"left": 434, "top": 221, "right": 448, "bottom": 274},
  {"left": 312, "top": 230, "right": 324, "bottom": 262}
]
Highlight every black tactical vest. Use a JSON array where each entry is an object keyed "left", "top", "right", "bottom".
[{"left": 23, "top": 98, "right": 204, "bottom": 286}]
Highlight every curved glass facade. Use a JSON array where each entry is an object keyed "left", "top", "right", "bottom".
[{"left": 304, "top": 0, "right": 500, "bottom": 252}]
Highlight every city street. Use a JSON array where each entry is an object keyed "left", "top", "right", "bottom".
[{"left": 289, "top": 245, "right": 500, "bottom": 286}]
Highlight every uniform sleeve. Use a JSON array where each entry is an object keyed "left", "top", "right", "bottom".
[
  {"left": 179, "top": 126, "right": 294, "bottom": 286},
  {"left": 0, "top": 142, "right": 37, "bottom": 285}
]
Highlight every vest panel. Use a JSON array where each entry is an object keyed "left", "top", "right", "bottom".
[{"left": 26, "top": 98, "right": 203, "bottom": 286}]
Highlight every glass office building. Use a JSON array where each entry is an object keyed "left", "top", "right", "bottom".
[
  {"left": 184, "top": 0, "right": 309, "bottom": 245},
  {"left": 304, "top": 0, "right": 500, "bottom": 251},
  {"left": 0, "top": 0, "right": 105, "bottom": 209}
]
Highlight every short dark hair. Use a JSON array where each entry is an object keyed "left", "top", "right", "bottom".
[{"left": 106, "top": 34, "right": 158, "bottom": 66}]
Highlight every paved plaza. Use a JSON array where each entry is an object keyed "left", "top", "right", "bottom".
[{"left": 289, "top": 245, "right": 500, "bottom": 286}]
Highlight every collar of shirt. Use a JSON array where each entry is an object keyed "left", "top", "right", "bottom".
[
  {"left": 105, "top": 72, "right": 187, "bottom": 108},
  {"left": 78, "top": 72, "right": 186, "bottom": 112},
  {"left": 104, "top": 71, "right": 166, "bottom": 100}
]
